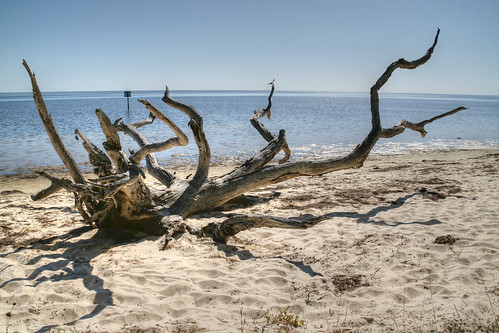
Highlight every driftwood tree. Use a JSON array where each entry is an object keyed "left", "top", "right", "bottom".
[{"left": 24, "top": 29, "right": 466, "bottom": 243}]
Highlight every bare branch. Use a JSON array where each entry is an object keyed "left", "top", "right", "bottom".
[
  {"left": 381, "top": 107, "right": 467, "bottom": 139},
  {"left": 95, "top": 109, "right": 129, "bottom": 172},
  {"left": 31, "top": 171, "right": 96, "bottom": 201},
  {"left": 162, "top": 86, "right": 211, "bottom": 187},
  {"left": 253, "top": 79, "right": 275, "bottom": 122},
  {"left": 220, "top": 130, "right": 288, "bottom": 181},
  {"left": 31, "top": 172, "right": 99, "bottom": 224},
  {"left": 173, "top": 29, "right": 450, "bottom": 218},
  {"left": 117, "top": 122, "right": 176, "bottom": 187},
  {"left": 23, "top": 60, "right": 86, "bottom": 184},
  {"left": 370, "top": 29, "right": 441, "bottom": 131},
  {"left": 139, "top": 99, "right": 188, "bottom": 145},
  {"left": 410, "top": 106, "right": 467, "bottom": 136},
  {"left": 75, "top": 129, "right": 113, "bottom": 177},
  {"left": 251, "top": 81, "right": 291, "bottom": 164},
  {"left": 75, "top": 195, "right": 92, "bottom": 221},
  {"left": 31, "top": 172, "right": 67, "bottom": 201},
  {"left": 113, "top": 99, "right": 188, "bottom": 187},
  {"left": 144, "top": 155, "right": 177, "bottom": 188},
  {"left": 125, "top": 100, "right": 189, "bottom": 165},
  {"left": 130, "top": 112, "right": 155, "bottom": 128}
]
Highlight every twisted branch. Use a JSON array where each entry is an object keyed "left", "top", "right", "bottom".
[
  {"left": 250, "top": 80, "right": 291, "bottom": 164},
  {"left": 371, "top": 29, "right": 440, "bottom": 133},
  {"left": 162, "top": 86, "right": 211, "bottom": 187},
  {"left": 126, "top": 100, "right": 189, "bottom": 165},
  {"left": 174, "top": 29, "right": 466, "bottom": 220},
  {"left": 31, "top": 172, "right": 96, "bottom": 201}
]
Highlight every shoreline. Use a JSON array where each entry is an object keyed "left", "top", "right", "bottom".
[
  {"left": 2, "top": 140, "right": 498, "bottom": 176},
  {"left": 1, "top": 146, "right": 497, "bottom": 180},
  {"left": 1, "top": 148, "right": 498, "bottom": 332}
]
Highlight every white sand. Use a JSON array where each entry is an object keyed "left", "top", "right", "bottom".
[{"left": 1, "top": 149, "right": 498, "bottom": 332}]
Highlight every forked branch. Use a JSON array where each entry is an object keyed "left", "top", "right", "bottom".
[
  {"left": 118, "top": 122, "right": 176, "bottom": 187},
  {"left": 170, "top": 28, "right": 466, "bottom": 229},
  {"left": 371, "top": 29, "right": 441, "bottom": 132},
  {"left": 125, "top": 100, "right": 189, "bottom": 165},
  {"left": 250, "top": 80, "right": 291, "bottom": 164},
  {"left": 381, "top": 106, "right": 467, "bottom": 138}
]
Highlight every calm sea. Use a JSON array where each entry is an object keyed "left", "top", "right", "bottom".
[{"left": 0, "top": 90, "right": 498, "bottom": 174}]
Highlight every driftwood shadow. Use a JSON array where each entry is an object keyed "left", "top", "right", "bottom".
[
  {"left": 0, "top": 190, "right": 446, "bottom": 330},
  {"left": 209, "top": 190, "right": 444, "bottom": 276},
  {"left": 325, "top": 192, "right": 442, "bottom": 227},
  {"left": 215, "top": 241, "right": 324, "bottom": 277},
  {"left": 207, "top": 190, "right": 444, "bottom": 237},
  {"left": 0, "top": 226, "right": 151, "bottom": 333}
]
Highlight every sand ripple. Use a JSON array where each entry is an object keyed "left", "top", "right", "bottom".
[{"left": 1, "top": 150, "right": 498, "bottom": 332}]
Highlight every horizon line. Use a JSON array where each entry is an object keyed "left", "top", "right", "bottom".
[{"left": 1, "top": 89, "right": 498, "bottom": 97}]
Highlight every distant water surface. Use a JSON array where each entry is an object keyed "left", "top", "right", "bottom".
[{"left": 0, "top": 90, "right": 498, "bottom": 174}]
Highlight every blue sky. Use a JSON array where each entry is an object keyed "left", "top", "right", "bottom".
[{"left": 1, "top": 0, "right": 498, "bottom": 95}]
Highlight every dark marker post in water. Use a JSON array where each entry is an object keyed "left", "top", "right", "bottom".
[{"left": 124, "top": 91, "right": 131, "bottom": 114}]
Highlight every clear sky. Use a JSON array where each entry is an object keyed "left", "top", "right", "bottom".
[{"left": 1, "top": 0, "right": 498, "bottom": 95}]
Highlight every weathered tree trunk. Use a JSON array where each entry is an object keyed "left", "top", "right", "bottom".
[{"left": 23, "top": 29, "right": 466, "bottom": 243}]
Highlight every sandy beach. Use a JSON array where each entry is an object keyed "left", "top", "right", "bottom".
[{"left": 1, "top": 149, "right": 498, "bottom": 332}]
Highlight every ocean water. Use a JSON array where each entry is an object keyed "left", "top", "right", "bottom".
[{"left": 0, "top": 90, "right": 498, "bottom": 174}]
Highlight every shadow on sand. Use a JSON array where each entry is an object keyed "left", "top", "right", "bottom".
[
  {"left": 211, "top": 190, "right": 443, "bottom": 277},
  {"left": 1, "top": 190, "right": 444, "bottom": 331},
  {"left": 0, "top": 226, "right": 154, "bottom": 333}
]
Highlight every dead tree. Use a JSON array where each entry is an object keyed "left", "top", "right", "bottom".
[{"left": 23, "top": 29, "right": 466, "bottom": 243}]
